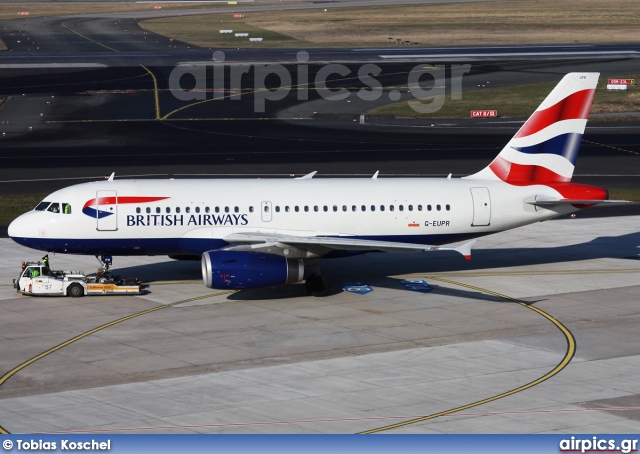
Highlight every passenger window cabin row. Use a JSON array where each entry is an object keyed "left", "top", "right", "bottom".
[
  {"left": 135, "top": 204, "right": 452, "bottom": 214},
  {"left": 136, "top": 206, "right": 241, "bottom": 214},
  {"left": 271, "top": 204, "right": 451, "bottom": 213},
  {"left": 34, "top": 201, "right": 452, "bottom": 217}
]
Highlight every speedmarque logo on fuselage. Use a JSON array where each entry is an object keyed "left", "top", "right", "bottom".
[{"left": 82, "top": 196, "right": 170, "bottom": 219}]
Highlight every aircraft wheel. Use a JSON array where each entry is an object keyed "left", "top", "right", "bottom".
[
  {"left": 304, "top": 276, "right": 316, "bottom": 294},
  {"left": 305, "top": 275, "right": 331, "bottom": 297},
  {"left": 68, "top": 283, "right": 84, "bottom": 298}
]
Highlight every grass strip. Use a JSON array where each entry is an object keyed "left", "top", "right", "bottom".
[
  {"left": 140, "top": 18, "right": 298, "bottom": 48},
  {"left": 140, "top": 0, "right": 640, "bottom": 48},
  {"left": 369, "top": 77, "right": 640, "bottom": 120},
  {"left": 609, "top": 189, "right": 640, "bottom": 202},
  {"left": 0, "top": 194, "right": 46, "bottom": 227}
]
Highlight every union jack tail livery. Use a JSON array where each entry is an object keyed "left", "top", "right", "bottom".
[{"left": 467, "top": 72, "right": 599, "bottom": 185}]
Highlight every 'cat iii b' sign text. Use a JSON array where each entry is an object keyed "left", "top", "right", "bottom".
[{"left": 471, "top": 110, "right": 497, "bottom": 117}]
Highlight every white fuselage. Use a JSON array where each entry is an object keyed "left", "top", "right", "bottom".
[{"left": 9, "top": 177, "right": 572, "bottom": 256}]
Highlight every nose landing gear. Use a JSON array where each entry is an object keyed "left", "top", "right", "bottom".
[{"left": 95, "top": 254, "right": 114, "bottom": 283}]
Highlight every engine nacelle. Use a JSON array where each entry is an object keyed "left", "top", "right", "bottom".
[{"left": 202, "top": 250, "right": 304, "bottom": 290}]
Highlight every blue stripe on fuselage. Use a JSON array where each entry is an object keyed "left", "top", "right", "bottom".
[
  {"left": 82, "top": 207, "right": 113, "bottom": 219},
  {"left": 10, "top": 232, "right": 488, "bottom": 256}
]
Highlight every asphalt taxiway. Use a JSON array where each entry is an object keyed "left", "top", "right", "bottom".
[
  {"left": 1, "top": 57, "right": 639, "bottom": 195},
  {"left": 1, "top": 214, "right": 640, "bottom": 433}
]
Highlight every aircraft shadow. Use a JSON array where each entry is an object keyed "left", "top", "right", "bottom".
[
  {"left": 224, "top": 276, "right": 537, "bottom": 303},
  {"left": 112, "top": 231, "right": 640, "bottom": 301}
]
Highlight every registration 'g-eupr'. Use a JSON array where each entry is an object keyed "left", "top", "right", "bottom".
[{"left": 8, "top": 73, "right": 629, "bottom": 295}]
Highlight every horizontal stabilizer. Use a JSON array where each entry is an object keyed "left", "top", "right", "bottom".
[{"left": 524, "top": 196, "right": 634, "bottom": 207}]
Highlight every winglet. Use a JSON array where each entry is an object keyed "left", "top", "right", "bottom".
[
  {"left": 454, "top": 240, "right": 476, "bottom": 260},
  {"left": 427, "top": 239, "right": 476, "bottom": 259}
]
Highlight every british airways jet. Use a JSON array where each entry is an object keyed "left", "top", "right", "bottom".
[{"left": 8, "top": 73, "right": 626, "bottom": 295}]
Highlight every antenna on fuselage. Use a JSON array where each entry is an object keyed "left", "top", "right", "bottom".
[
  {"left": 372, "top": 171, "right": 379, "bottom": 179},
  {"left": 295, "top": 171, "right": 317, "bottom": 180},
  {"left": 107, "top": 172, "right": 115, "bottom": 181}
]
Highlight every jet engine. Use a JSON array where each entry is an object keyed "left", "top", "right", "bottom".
[{"left": 202, "top": 250, "right": 304, "bottom": 290}]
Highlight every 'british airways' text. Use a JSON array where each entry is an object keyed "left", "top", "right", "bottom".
[{"left": 126, "top": 214, "right": 249, "bottom": 227}]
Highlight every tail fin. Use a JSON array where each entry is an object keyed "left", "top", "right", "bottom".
[{"left": 465, "top": 72, "right": 599, "bottom": 185}]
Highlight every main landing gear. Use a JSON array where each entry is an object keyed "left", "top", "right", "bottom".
[{"left": 305, "top": 275, "right": 331, "bottom": 297}]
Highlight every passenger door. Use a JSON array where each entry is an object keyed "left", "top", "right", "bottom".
[
  {"left": 96, "top": 190, "right": 118, "bottom": 231},
  {"left": 470, "top": 187, "right": 491, "bottom": 226}
]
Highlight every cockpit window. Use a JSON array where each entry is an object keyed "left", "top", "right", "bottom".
[
  {"left": 35, "top": 202, "right": 50, "bottom": 211},
  {"left": 47, "top": 203, "right": 60, "bottom": 214},
  {"left": 62, "top": 203, "right": 71, "bottom": 214}
]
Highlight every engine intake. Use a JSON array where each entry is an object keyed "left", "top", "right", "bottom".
[{"left": 202, "top": 250, "right": 304, "bottom": 289}]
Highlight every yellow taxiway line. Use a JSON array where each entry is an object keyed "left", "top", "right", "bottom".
[
  {"left": 0, "top": 291, "right": 233, "bottom": 434},
  {"left": 359, "top": 276, "right": 576, "bottom": 434}
]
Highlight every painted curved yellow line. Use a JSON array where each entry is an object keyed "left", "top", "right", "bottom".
[
  {"left": 0, "top": 291, "right": 233, "bottom": 434},
  {"left": 359, "top": 276, "right": 576, "bottom": 434},
  {"left": 160, "top": 69, "right": 416, "bottom": 121},
  {"left": 402, "top": 268, "right": 640, "bottom": 278},
  {"left": 140, "top": 64, "right": 161, "bottom": 119},
  {"left": 61, "top": 22, "right": 119, "bottom": 53}
]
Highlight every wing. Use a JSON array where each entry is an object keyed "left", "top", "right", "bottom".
[{"left": 223, "top": 232, "right": 476, "bottom": 260}]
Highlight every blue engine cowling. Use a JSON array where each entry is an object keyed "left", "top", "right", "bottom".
[{"left": 202, "top": 250, "right": 305, "bottom": 289}]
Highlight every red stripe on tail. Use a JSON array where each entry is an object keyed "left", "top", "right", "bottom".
[
  {"left": 514, "top": 89, "right": 595, "bottom": 139},
  {"left": 489, "top": 156, "right": 570, "bottom": 184}
]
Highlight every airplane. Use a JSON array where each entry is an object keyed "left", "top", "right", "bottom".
[{"left": 8, "top": 72, "right": 629, "bottom": 296}]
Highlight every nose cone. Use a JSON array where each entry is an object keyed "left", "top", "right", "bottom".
[
  {"left": 8, "top": 212, "right": 37, "bottom": 243},
  {"left": 8, "top": 214, "right": 25, "bottom": 239}
]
